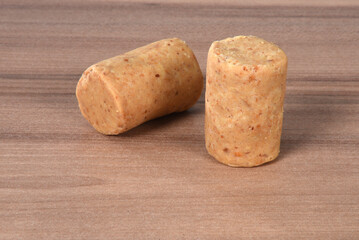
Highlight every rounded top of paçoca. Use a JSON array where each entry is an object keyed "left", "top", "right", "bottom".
[{"left": 211, "top": 35, "right": 287, "bottom": 66}]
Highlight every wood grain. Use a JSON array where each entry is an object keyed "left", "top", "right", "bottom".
[{"left": 1, "top": 0, "right": 359, "bottom": 239}]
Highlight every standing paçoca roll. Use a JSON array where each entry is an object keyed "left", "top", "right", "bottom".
[
  {"left": 205, "top": 36, "right": 287, "bottom": 167},
  {"left": 76, "top": 38, "right": 203, "bottom": 135}
]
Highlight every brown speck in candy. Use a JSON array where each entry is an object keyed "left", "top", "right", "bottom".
[
  {"left": 155, "top": 74, "right": 160, "bottom": 77},
  {"left": 124, "top": 59, "right": 128, "bottom": 62},
  {"left": 217, "top": 58, "right": 220, "bottom": 63},
  {"left": 220, "top": 135, "right": 224, "bottom": 139},
  {"left": 249, "top": 75, "right": 256, "bottom": 82},
  {"left": 256, "top": 124, "right": 261, "bottom": 128},
  {"left": 95, "top": 120, "right": 99, "bottom": 125},
  {"left": 182, "top": 48, "right": 184, "bottom": 51},
  {"left": 248, "top": 47, "right": 252, "bottom": 50},
  {"left": 168, "top": 43, "right": 171, "bottom": 46},
  {"left": 243, "top": 66, "right": 248, "bottom": 71},
  {"left": 140, "top": 73, "right": 144, "bottom": 77},
  {"left": 234, "top": 152, "right": 242, "bottom": 157},
  {"left": 259, "top": 153, "right": 268, "bottom": 157},
  {"left": 177, "top": 52, "right": 179, "bottom": 55},
  {"left": 154, "top": 99, "right": 158, "bottom": 103},
  {"left": 245, "top": 151, "right": 250, "bottom": 154},
  {"left": 223, "top": 74, "right": 226, "bottom": 79},
  {"left": 223, "top": 148, "right": 229, "bottom": 152},
  {"left": 254, "top": 66, "right": 259, "bottom": 72},
  {"left": 175, "top": 91, "right": 179, "bottom": 96},
  {"left": 241, "top": 99, "right": 250, "bottom": 108}
]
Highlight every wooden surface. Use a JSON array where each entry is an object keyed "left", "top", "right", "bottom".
[{"left": 1, "top": 0, "right": 359, "bottom": 239}]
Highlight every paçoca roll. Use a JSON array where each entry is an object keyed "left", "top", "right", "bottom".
[
  {"left": 76, "top": 38, "right": 203, "bottom": 135},
  {"left": 205, "top": 36, "right": 287, "bottom": 167}
]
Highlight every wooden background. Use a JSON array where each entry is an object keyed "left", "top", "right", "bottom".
[{"left": 1, "top": 0, "right": 358, "bottom": 239}]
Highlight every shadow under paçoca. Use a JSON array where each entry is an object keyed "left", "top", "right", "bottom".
[
  {"left": 115, "top": 105, "right": 202, "bottom": 138},
  {"left": 279, "top": 81, "right": 350, "bottom": 158}
]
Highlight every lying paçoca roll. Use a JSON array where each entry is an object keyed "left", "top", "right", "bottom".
[
  {"left": 205, "top": 36, "right": 287, "bottom": 167},
  {"left": 76, "top": 38, "right": 203, "bottom": 135}
]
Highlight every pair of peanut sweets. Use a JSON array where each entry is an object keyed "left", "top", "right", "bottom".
[{"left": 76, "top": 36, "right": 288, "bottom": 167}]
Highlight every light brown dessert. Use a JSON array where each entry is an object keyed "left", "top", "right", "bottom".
[
  {"left": 76, "top": 38, "right": 203, "bottom": 135},
  {"left": 205, "top": 36, "right": 287, "bottom": 167}
]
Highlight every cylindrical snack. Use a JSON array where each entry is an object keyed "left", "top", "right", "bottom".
[
  {"left": 76, "top": 38, "right": 203, "bottom": 135},
  {"left": 205, "top": 36, "right": 287, "bottom": 167}
]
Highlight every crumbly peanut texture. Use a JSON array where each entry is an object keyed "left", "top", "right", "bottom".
[{"left": 205, "top": 36, "right": 287, "bottom": 167}]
